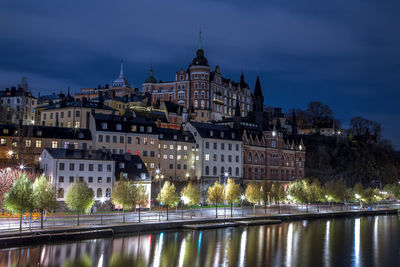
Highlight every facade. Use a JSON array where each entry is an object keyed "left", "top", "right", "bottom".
[
  {"left": 142, "top": 34, "right": 253, "bottom": 122},
  {"left": 40, "top": 148, "right": 115, "bottom": 202},
  {"left": 0, "top": 124, "right": 92, "bottom": 168},
  {"left": 0, "top": 79, "right": 37, "bottom": 125},
  {"left": 89, "top": 113, "right": 159, "bottom": 178},
  {"left": 184, "top": 121, "right": 243, "bottom": 192},
  {"left": 39, "top": 99, "right": 114, "bottom": 128}
]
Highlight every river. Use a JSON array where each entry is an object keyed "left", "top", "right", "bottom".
[{"left": 0, "top": 215, "right": 398, "bottom": 267}]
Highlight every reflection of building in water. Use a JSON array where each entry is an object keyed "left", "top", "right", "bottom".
[
  {"left": 112, "top": 235, "right": 152, "bottom": 265},
  {"left": 40, "top": 239, "right": 113, "bottom": 266}
]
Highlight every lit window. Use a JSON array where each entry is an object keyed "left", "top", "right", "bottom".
[
  {"left": 205, "top": 154, "right": 210, "bottom": 161},
  {"left": 52, "top": 141, "right": 58, "bottom": 148},
  {"left": 25, "top": 140, "right": 31, "bottom": 147},
  {"left": 163, "top": 154, "right": 167, "bottom": 159},
  {"left": 177, "top": 145, "right": 181, "bottom": 151},
  {"left": 177, "top": 155, "right": 181, "bottom": 160},
  {"left": 170, "top": 145, "right": 174, "bottom": 150},
  {"left": 169, "top": 155, "right": 174, "bottom": 159},
  {"left": 184, "top": 146, "right": 187, "bottom": 150}
]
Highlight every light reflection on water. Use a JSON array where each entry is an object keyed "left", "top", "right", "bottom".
[{"left": 0, "top": 215, "right": 399, "bottom": 267}]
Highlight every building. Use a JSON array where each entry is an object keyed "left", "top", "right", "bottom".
[
  {"left": 75, "top": 61, "right": 136, "bottom": 100},
  {"left": 89, "top": 113, "right": 159, "bottom": 177},
  {"left": 142, "top": 33, "right": 253, "bottom": 122},
  {"left": 184, "top": 121, "right": 243, "bottom": 193},
  {"left": 0, "top": 124, "right": 92, "bottom": 168},
  {"left": 40, "top": 147, "right": 115, "bottom": 204},
  {"left": 39, "top": 98, "right": 115, "bottom": 128},
  {"left": 0, "top": 77, "right": 37, "bottom": 125}
]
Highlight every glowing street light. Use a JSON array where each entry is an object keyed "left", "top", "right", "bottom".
[
  {"left": 19, "top": 164, "right": 25, "bottom": 170},
  {"left": 7, "top": 150, "right": 14, "bottom": 156}
]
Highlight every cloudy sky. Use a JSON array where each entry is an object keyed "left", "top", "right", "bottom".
[{"left": 1, "top": 0, "right": 399, "bottom": 147}]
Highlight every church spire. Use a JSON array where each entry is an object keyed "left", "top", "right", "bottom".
[
  {"left": 254, "top": 75, "right": 263, "bottom": 98},
  {"left": 119, "top": 59, "right": 124, "bottom": 77},
  {"left": 253, "top": 75, "right": 264, "bottom": 113},
  {"left": 198, "top": 30, "right": 203, "bottom": 50}
]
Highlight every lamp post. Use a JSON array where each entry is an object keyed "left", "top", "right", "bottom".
[
  {"left": 100, "top": 197, "right": 105, "bottom": 225},
  {"left": 223, "top": 171, "right": 228, "bottom": 219},
  {"left": 156, "top": 169, "right": 164, "bottom": 222},
  {"left": 355, "top": 194, "right": 361, "bottom": 209}
]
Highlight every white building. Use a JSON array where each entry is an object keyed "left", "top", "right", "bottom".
[
  {"left": 184, "top": 121, "right": 243, "bottom": 190},
  {"left": 40, "top": 147, "right": 115, "bottom": 202}
]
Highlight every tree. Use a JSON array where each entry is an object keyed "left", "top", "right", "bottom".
[
  {"left": 349, "top": 116, "right": 382, "bottom": 140},
  {"left": 181, "top": 182, "right": 201, "bottom": 219},
  {"left": 207, "top": 181, "right": 224, "bottom": 218},
  {"left": 0, "top": 168, "right": 35, "bottom": 208},
  {"left": 352, "top": 182, "right": 364, "bottom": 208},
  {"left": 33, "top": 175, "right": 57, "bottom": 229},
  {"left": 306, "top": 101, "right": 334, "bottom": 122},
  {"left": 308, "top": 179, "right": 324, "bottom": 212},
  {"left": 111, "top": 178, "right": 136, "bottom": 223},
  {"left": 65, "top": 182, "right": 94, "bottom": 226},
  {"left": 260, "top": 181, "right": 272, "bottom": 214},
  {"left": 271, "top": 183, "right": 286, "bottom": 214},
  {"left": 157, "top": 181, "right": 179, "bottom": 221},
  {"left": 325, "top": 179, "right": 348, "bottom": 210},
  {"left": 384, "top": 183, "right": 400, "bottom": 199},
  {"left": 288, "top": 179, "right": 308, "bottom": 211},
  {"left": 135, "top": 183, "right": 149, "bottom": 223},
  {"left": 3, "top": 172, "right": 34, "bottom": 231},
  {"left": 224, "top": 178, "right": 241, "bottom": 217},
  {"left": 245, "top": 183, "right": 261, "bottom": 214}
]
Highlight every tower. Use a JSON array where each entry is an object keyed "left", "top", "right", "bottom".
[{"left": 253, "top": 75, "right": 264, "bottom": 113}]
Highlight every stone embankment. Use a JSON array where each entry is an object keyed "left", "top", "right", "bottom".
[{"left": 0, "top": 209, "right": 397, "bottom": 248}]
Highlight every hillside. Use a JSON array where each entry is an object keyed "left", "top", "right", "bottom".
[{"left": 302, "top": 135, "right": 400, "bottom": 187}]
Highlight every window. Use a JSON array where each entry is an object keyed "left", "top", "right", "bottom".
[
  {"left": 236, "top": 156, "right": 239, "bottom": 163},
  {"left": 213, "top": 143, "right": 217, "bottom": 149},
  {"left": 127, "top": 136, "right": 132, "bottom": 144},
  {"left": 79, "top": 164, "right": 84, "bottom": 171},
  {"left": 228, "top": 155, "right": 232, "bottom": 162},
  {"left": 169, "top": 155, "right": 174, "bottom": 159},
  {"left": 101, "top": 122, "right": 107, "bottom": 130},
  {"left": 0, "top": 139, "right": 6, "bottom": 145},
  {"left": 75, "top": 110, "right": 80, "bottom": 117},
  {"left": 255, "top": 153, "right": 258, "bottom": 164},
  {"left": 151, "top": 151, "right": 155, "bottom": 157},
  {"left": 205, "top": 154, "right": 210, "bottom": 161},
  {"left": 221, "top": 143, "right": 225, "bottom": 150},
  {"left": 147, "top": 126, "right": 152, "bottom": 133},
  {"left": 69, "top": 176, "right": 74, "bottom": 183},
  {"left": 69, "top": 163, "right": 74, "bottom": 171},
  {"left": 25, "top": 140, "right": 31, "bottom": 147},
  {"left": 106, "top": 135, "right": 110, "bottom": 143},
  {"left": 177, "top": 145, "right": 181, "bottom": 151},
  {"left": 59, "top": 176, "right": 64, "bottom": 183},
  {"left": 163, "top": 154, "right": 167, "bottom": 159},
  {"left": 169, "top": 164, "right": 173, "bottom": 169},
  {"left": 236, "top": 144, "right": 239, "bottom": 151},
  {"left": 79, "top": 176, "right": 84, "bottom": 182},
  {"left": 89, "top": 164, "right": 93, "bottom": 171},
  {"left": 140, "top": 126, "right": 144, "bottom": 132},
  {"left": 75, "top": 121, "right": 80, "bottom": 128},
  {"left": 98, "top": 177, "right": 102, "bottom": 183},
  {"left": 136, "top": 137, "right": 141, "bottom": 144},
  {"left": 205, "top": 142, "right": 209, "bottom": 149},
  {"left": 235, "top": 167, "right": 239, "bottom": 176},
  {"left": 98, "top": 164, "right": 103, "bottom": 172},
  {"left": 59, "top": 163, "right": 65, "bottom": 170},
  {"left": 184, "top": 146, "right": 187, "bottom": 151},
  {"left": 112, "top": 136, "right": 117, "bottom": 143},
  {"left": 106, "top": 188, "right": 111, "bottom": 197},
  {"left": 97, "top": 188, "right": 102, "bottom": 198},
  {"left": 116, "top": 124, "right": 121, "bottom": 130},
  {"left": 107, "top": 164, "right": 112, "bottom": 172},
  {"left": 228, "top": 144, "right": 232, "bottom": 150},
  {"left": 52, "top": 141, "right": 58, "bottom": 148},
  {"left": 205, "top": 166, "right": 209, "bottom": 175},
  {"left": 88, "top": 177, "right": 93, "bottom": 183},
  {"left": 107, "top": 177, "right": 111, "bottom": 183},
  {"left": 170, "top": 144, "right": 174, "bottom": 150},
  {"left": 221, "top": 155, "right": 224, "bottom": 162},
  {"left": 143, "top": 150, "right": 148, "bottom": 156},
  {"left": 248, "top": 153, "right": 252, "bottom": 164},
  {"left": 120, "top": 136, "right": 124, "bottom": 143},
  {"left": 98, "top": 135, "right": 103, "bottom": 142}
]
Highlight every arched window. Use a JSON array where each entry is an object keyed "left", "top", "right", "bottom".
[
  {"left": 194, "top": 91, "right": 198, "bottom": 98},
  {"left": 221, "top": 166, "right": 225, "bottom": 175},
  {"left": 201, "top": 100, "right": 205, "bottom": 108},
  {"left": 298, "top": 158, "right": 302, "bottom": 168},
  {"left": 58, "top": 188, "right": 64, "bottom": 198},
  {"left": 254, "top": 168, "right": 258, "bottom": 179},
  {"left": 248, "top": 152, "right": 252, "bottom": 164},
  {"left": 260, "top": 168, "right": 264, "bottom": 179},
  {"left": 254, "top": 153, "right": 258, "bottom": 164},
  {"left": 97, "top": 188, "right": 102, "bottom": 198},
  {"left": 106, "top": 188, "right": 111, "bottom": 197},
  {"left": 201, "top": 91, "right": 205, "bottom": 98},
  {"left": 235, "top": 167, "right": 239, "bottom": 176},
  {"left": 213, "top": 166, "right": 217, "bottom": 175},
  {"left": 260, "top": 153, "right": 264, "bottom": 164},
  {"left": 205, "top": 166, "right": 209, "bottom": 175},
  {"left": 228, "top": 167, "right": 232, "bottom": 176},
  {"left": 194, "top": 100, "right": 198, "bottom": 108},
  {"left": 248, "top": 168, "right": 252, "bottom": 179}
]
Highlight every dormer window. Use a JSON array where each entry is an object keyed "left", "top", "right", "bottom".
[
  {"left": 3, "top": 129, "right": 9, "bottom": 134},
  {"left": 37, "top": 130, "right": 42, "bottom": 136},
  {"left": 131, "top": 125, "right": 137, "bottom": 132},
  {"left": 232, "top": 132, "right": 235, "bottom": 139},
  {"left": 101, "top": 122, "right": 107, "bottom": 130},
  {"left": 173, "top": 135, "right": 177, "bottom": 140},
  {"left": 185, "top": 136, "right": 188, "bottom": 141},
  {"left": 147, "top": 126, "right": 152, "bottom": 133},
  {"left": 140, "top": 126, "right": 144, "bottom": 132},
  {"left": 220, "top": 132, "right": 224, "bottom": 138},
  {"left": 119, "top": 162, "right": 125, "bottom": 169},
  {"left": 116, "top": 124, "right": 121, "bottom": 131},
  {"left": 78, "top": 133, "right": 84, "bottom": 139},
  {"left": 137, "top": 163, "right": 142, "bottom": 169},
  {"left": 210, "top": 130, "right": 213, "bottom": 137},
  {"left": 160, "top": 134, "right": 164, "bottom": 139}
]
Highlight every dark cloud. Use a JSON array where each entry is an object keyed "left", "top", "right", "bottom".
[{"left": 0, "top": 0, "right": 399, "bottom": 147}]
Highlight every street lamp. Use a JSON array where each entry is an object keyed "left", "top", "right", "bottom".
[
  {"left": 7, "top": 150, "right": 14, "bottom": 157},
  {"left": 355, "top": 194, "right": 361, "bottom": 209},
  {"left": 100, "top": 197, "right": 105, "bottom": 225},
  {"left": 223, "top": 172, "right": 229, "bottom": 218},
  {"left": 19, "top": 164, "right": 25, "bottom": 170},
  {"left": 156, "top": 169, "right": 164, "bottom": 221}
]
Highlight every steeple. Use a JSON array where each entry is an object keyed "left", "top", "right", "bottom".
[
  {"left": 119, "top": 59, "right": 124, "bottom": 77},
  {"left": 198, "top": 30, "right": 203, "bottom": 50},
  {"left": 291, "top": 109, "right": 298, "bottom": 137},
  {"left": 144, "top": 62, "right": 157, "bottom": 84},
  {"left": 253, "top": 75, "right": 264, "bottom": 113}
]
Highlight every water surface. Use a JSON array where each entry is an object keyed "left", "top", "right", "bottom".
[{"left": 0, "top": 215, "right": 399, "bottom": 267}]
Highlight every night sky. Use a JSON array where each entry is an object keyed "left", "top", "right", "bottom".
[{"left": 1, "top": 0, "right": 399, "bottom": 148}]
